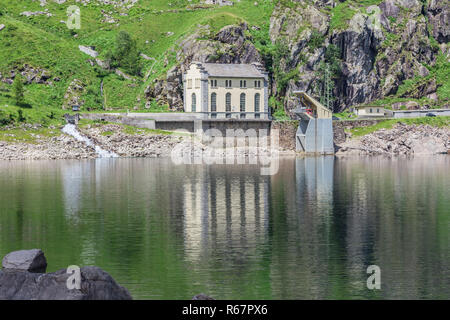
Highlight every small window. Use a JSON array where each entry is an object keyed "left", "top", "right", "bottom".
[
  {"left": 240, "top": 80, "right": 247, "bottom": 88},
  {"left": 370, "top": 108, "right": 373, "bottom": 113},
  {"left": 226, "top": 113, "right": 231, "bottom": 118},
  {"left": 195, "top": 79, "right": 200, "bottom": 89},
  {"left": 377, "top": 108, "right": 380, "bottom": 113},
  {"left": 255, "top": 80, "right": 261, "bottom": 88},
  {"left": 192, "top": 93, "right": 196, "bottom": 112},
  {"left": 240, "top": 113, "right": 246, "bottom": 119},
  {"left": 211, "top": 80, "right": 217, "bottom": 88},
  {"left": 187, "top": 79, "right": 192, "bottom": 89},
  {"left": 211, "top": 113, "right": 217, "bottom": 119},
  {"left": 226, "top": 80, "right": 232, "bottom": 88},
  {"left": 255, "top": 113, "right": 260, "bottom": 119}
]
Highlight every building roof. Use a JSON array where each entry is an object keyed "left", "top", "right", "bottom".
[{"left": 196, "top": 62, "right": 266, "bottom": 78}]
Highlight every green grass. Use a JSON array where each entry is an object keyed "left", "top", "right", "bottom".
[
  {"left": 329, "top": 2, "right": 357, "bottom": 31},
  {"left": 0, "top": 126, "right": 61, "bottom": 143},
  {"left": 0, "top": 0, "right": 274, "bottom": 121},
  {"left": 334, "top": 111, "right": 356, "bottom": 120},
  {"left": 350, "top": 116, "right": 450, "bottom": 137}
]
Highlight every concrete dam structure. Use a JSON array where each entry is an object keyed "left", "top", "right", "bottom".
[{"left": 293, "top": 92, "right": 334, "bottom": 155}]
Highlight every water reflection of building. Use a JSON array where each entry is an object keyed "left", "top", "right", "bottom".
[{"left": 182, "top": 165, "right": 270, "bottom": 262}]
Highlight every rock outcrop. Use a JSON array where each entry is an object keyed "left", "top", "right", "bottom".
[
  {"left": 0, "top": 250, "right": 132, "bottom": 300},
  {"left": 146, "top": 1, "right": 447, "bottom": 114},
  {"left": 2, "top": 249, "right": 47, "bottom": 273},
  {"left": 335, "top": 123, "right": 450, "bottom": 156},
  {"left": 0, "top": 64, "right": 55, "bottom": 85},
  {"left": 192, "top": 294, "right": 215, "bottom": 300},
  {"left": 145, "top": 23, "right": 263, "bottom": 110},
  {"left": 270, "top": 0, "right": 443, "bottom": 114}
]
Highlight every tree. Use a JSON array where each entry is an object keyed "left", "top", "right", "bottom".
[
  {"left": 13, "top": 75, "right": 25, "bottom": 106},
  {"left": 112, "top": 31, "right": 141, "bottom": 76}
]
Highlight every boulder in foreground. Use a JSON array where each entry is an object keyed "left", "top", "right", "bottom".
[
  {"left": 2, "top": 249, "right": 47, "bottom": 273},
  {"left": 0, "top": 250, "right": 132, "bottom": 300}
]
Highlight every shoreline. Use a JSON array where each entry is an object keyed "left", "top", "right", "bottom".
[{"left": 0, "top": 122, "right": 449, "bottom": 161}]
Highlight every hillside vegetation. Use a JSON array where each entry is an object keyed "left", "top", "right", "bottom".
[{"left": 0, "top": 0, "right": 448, "bottom": 127}]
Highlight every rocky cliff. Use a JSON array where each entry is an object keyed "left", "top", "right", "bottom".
[
  {"left": 270, "top": 0, "right": 448, "bottom": 114},
  {"left": 147, "top": 0, "right": 448, "bottom": 115}
]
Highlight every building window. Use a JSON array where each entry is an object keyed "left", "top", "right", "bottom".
[
  {"left": 255, "top": 80, "right": 261, "bottom": 88},
  {"left": 370, "top": 108, "right": 373, "bottom": 113},
  {"left": 255, "top": 113, "right": 260, "bottom": 119},
  {"left": 240, "top": 113, "right": 246, "bottom": 119},
  {"left": 195, "top": 79, "right": 200, "bottom": 89},
  {"left": 211, "top": 79, "right": 217, "bottom": 88},
  {"left": 254, "top": 93, "right": 260, "bottom": 112},
  {"left": 226, "top": 80, "right": 232, "bottom": 88},
  {"left": 192, "top": 93, "right": 196, "bottom": 112},
  {"left": 240, "top": 93, "right": 246, "bottom": 112},
  {"left": 240, "top": 80, "right": 247, "bottom": 88},
  {"left": 211, "top": 113, "right": 217, "bottom": 119},
  {"left": 226, "top": 93, "right": 231, "bottom": 112},
  {"left": 377, "top": 108, "right": 380, "bottom": 113},
  {"left": 211, "top": 93, "right": 217, "bottom": 112},
  {"left": 187, "top": 79, "right": 192, "bottom": 89}
]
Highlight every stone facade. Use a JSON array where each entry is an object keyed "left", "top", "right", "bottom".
[{"left": 183, "top": 62, "right": 270, "bottom": 119}]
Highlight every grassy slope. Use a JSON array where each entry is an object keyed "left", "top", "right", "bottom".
[
  {"left": 0, "top": 0, "right": 448, "bottom": 128},
  {"left": 0, "top": 0, "right": 273, "bottom": 126}
]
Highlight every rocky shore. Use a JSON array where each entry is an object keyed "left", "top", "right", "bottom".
[
  {"left": 78, "top": 123, "right": 185, "bottom": 158},
  {"left": 0, "top": 126, "right": 97, "bottom": 160},
  {"left": 336, "top": 123, "right": 450, "bottom": 156},
  {"left": 0, "top": 121, "right": 449, "bottom": 160}
]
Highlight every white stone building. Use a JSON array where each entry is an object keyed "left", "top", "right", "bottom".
[{"left": 183, "top": 62, "right": 270, "bottom": 119}]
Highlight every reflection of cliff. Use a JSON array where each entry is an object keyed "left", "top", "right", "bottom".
[{"left": 333, "top": 156, "right": 450, "bottom": 299}]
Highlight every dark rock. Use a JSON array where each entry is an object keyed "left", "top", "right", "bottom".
[
  {"left": 427, "top": 0, "right": 449, "bottom": 43},
  {"left": 0, "top": 250, "right": 132, "bottom": 300},
  {"left": 0, "top": 266, "right": 132, "bottom": 300},
  {"left": 2, "top": 249, "right": 47, "bottom": 273},
  {"left": 192, "top": 294, "right": 215, "bottom": 300}
]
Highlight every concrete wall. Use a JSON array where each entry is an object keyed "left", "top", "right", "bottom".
[
  {"left": 298, "top": 119, "right": 334, "bottom": 154},
  {"left": 81, "top": 113, "right": 156, "bottom": 129},
  {"left": 392, "top": 109, "right": 450, "bottom": 118}
]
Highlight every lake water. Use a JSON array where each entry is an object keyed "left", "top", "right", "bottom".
[{"left": 0, "top": 156, "right": 448, "bottom": 299}]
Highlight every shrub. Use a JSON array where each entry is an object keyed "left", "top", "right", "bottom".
[{"left": 13, "top": 75, "right": 25, "bottom": 106}]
